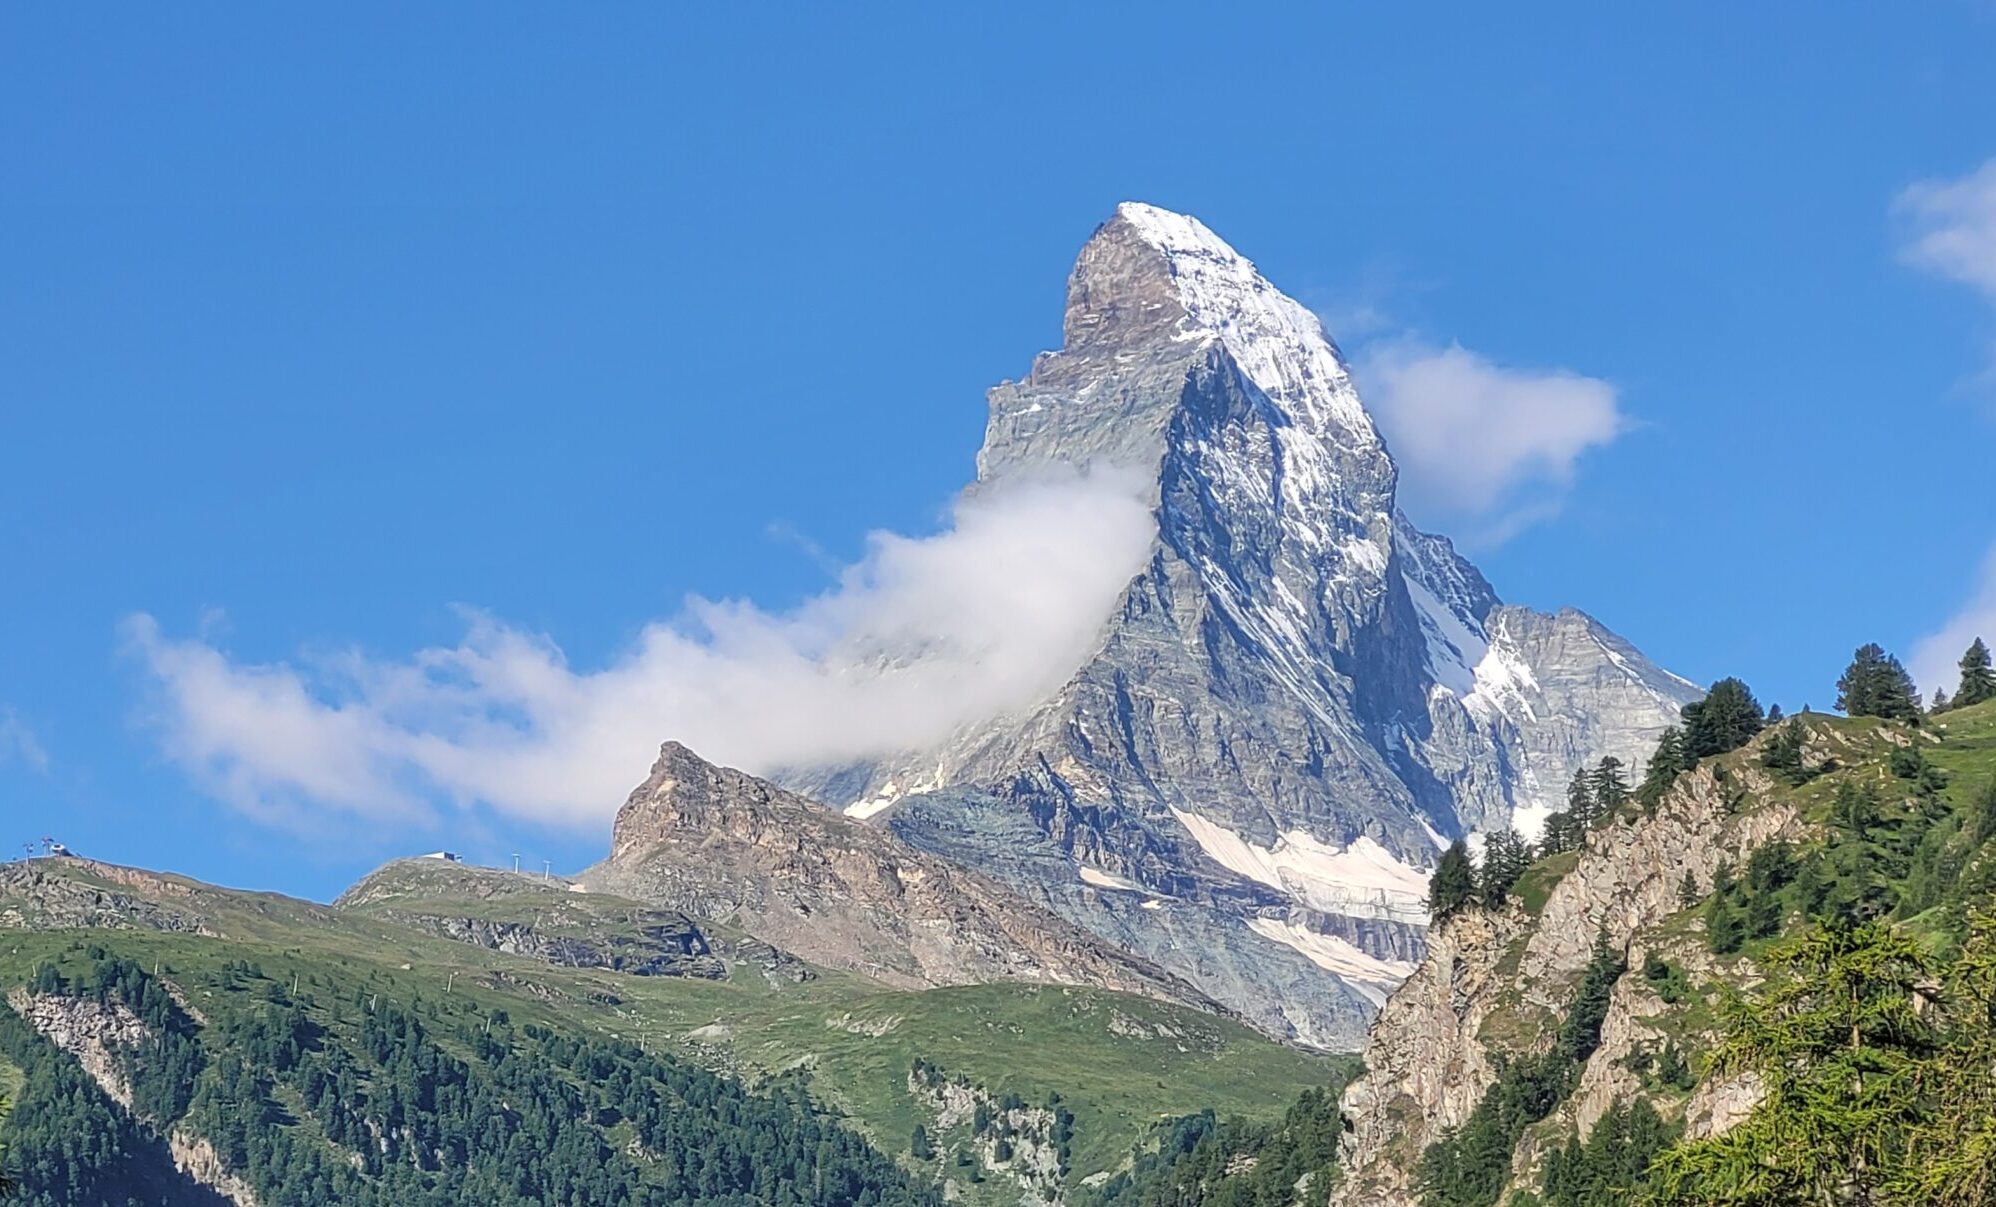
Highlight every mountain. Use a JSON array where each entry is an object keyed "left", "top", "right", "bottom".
[
  {"left": 0, "top": 852, "right": 1338, "bottom": 1206},
  {"left": 1326, "top": 699, "right": 1996, "bottom": 1206},
  {"left": 578, "top": 741, "right": 1209, "bottom": 1009},
  {"left": 784, "top": 203, "right": 1698, "bottom": 1047}
]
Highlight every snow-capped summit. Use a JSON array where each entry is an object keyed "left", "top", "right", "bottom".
[
  {"left": 1108, "top": 201, "right": 1380, "bottom": 448},
  {"left": 785, "top": 204, "right": 1698, "bottom": 1047}
]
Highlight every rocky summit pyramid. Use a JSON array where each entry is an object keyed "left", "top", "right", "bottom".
[{"left": 771, "top": 203, "right": 1701, "bottom": 1048}]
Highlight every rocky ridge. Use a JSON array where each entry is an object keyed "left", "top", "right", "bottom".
[
  {"left": 581, "top": 741, "right": 1213, "bottom": 1009},
  {"left": 1330, "top": 730, "right": 1816, "bottom": 1206}
]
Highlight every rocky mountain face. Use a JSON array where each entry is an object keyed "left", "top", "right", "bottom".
[
  {"left": 1330, "top": 726, "right": 1823, "bottom": 1207},
  {"left": 338, "top": 859, "right": 740, "bottom": 980},
  {"left": 581, "top": 741, "right": 1212, "bottom": 1009},
  {"left": 776, "top": 203, "right": 1698, "bottom": 1047}
]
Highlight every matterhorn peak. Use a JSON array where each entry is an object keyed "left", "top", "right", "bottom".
[
  {"left": 981, "top": 202, "right": 1386, "bottom": 500},
  {"left": 783, "top": 203, "right": 1699, "bottom": 1047}
]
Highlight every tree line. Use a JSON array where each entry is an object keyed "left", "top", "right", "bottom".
[
  {"left": 1, "top": 951, "right": 937, "bottom": 1206},
  {"left": 1427, "top": 635, "right": 1994, "bottom": 922}
]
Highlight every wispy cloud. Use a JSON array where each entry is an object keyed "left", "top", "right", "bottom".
[
  {"left": 125, "top": 469, "right": 1155, "bottom": 832},
  {"left": 0, "top": 708, "right": 50, "bottom": 774},
  {"left": 1912, "top": 542, "right": 1996, "bottom": 703},
  {"left": 1896, "top": 156, "right": 1996, "bottom": 381},
  {"left": 1353, "top": 338, "right": 1626, "bottom": 544}
]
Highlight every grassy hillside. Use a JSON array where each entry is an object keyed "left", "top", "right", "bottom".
[
  {"left": 0, "top": 857, "right": 1339, "bottom": 1204},
  {"left": 1413, "top": 698, "right": 1996, "bottom": 1207}
]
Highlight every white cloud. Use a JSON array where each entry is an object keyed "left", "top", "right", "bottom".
[
  {"left": 1912, "top": 543, "right": 1996, "bottom": 703},
  {"left": 1898, "top": 158, "right": 1996, "bottom": 299},
  {"left": 125, "top": 469, "right": 1155, "bottom": 831},
  {"left": 1897, "top": 157, "right": 1996, "bottom": 380},
  {"left": 0, "top": 708, "right": 49, "bottom": 774},
  {"left": 1355, "top": 338, "right": 1625, "bottom": 542}
]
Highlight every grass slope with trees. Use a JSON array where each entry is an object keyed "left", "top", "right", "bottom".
[{"left": 0, "top": 855, "right": 1334, "bottom": 1204}]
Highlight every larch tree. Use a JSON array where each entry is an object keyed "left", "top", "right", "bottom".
[{"left": 1651, "top": 921, "right": 1936, "bottom": 1206}]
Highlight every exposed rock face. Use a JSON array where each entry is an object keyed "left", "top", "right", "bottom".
[
  {"left": 909, "top": 1065, "right": 1067, "bottom": 1206},
  {"left": 1331, "top": 757, "right": 1802, "bottom": 1206},
  {"left": 338, "top": 858, "right": 749, "bottom": 979},
  {"left": 372, "top": 911, "right": 728, "bottom": 978},
  {"left": 1331, "top": 909, "right": 1524, "bottom": 1205},
  {"left": 581, "top": 741, "right": 1211, "bottom": 1007},
  {"left": 8, "top": 987, "right": 252, "bottom": 1205},
  {"left": 0, "top": 859, "right": 216, "bottom": 934},
  {"left": 8, "top": 987, "right": 151, "bottom": 1108},
  {"left": 879, "top": 786, "right": 1396, "bottom": 1044},
  {"left": 782, "top": 203, "right": 1696, "bottom": 1046},
  {"left": 167, "top": 1132, "right": 262, "bottom": 1207}
]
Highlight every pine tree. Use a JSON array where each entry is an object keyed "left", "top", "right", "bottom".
[
  {"left": 1556, "top": 931, "right": 1626, "bottom": 1064},
  {"left": 1678, "top": 871, "right": 1700, "bottom": 909},
  {"left": 1480, "top": 828, "right": 1529, "bottom": 910},
  {"left": 1539, "top": 810, "right": 1578, "bottom": 857},
  {"left": 1681, "top": 678, "right": 1766, "bottom": 758},
  {"left": 910, "top": 1123, "right": 933, "bottom": 1161},
  {"left": 1567, "top": 768, "right": 1596, "bottom": 829},
  {"left": 1970, "top": 777, "right": 1996, "bottom": 847},
  {"left": 1958, "top": 637, "right": 1996, "bottom": 708},
  {"left": 1640, "top": 727, "right": 1689, "bottom": 805},
  {"left": 1590, "top": 756, "right": 1631, "bottom": 819},
  {"left": 1759, "top": 718, "right": 1809, "bottom": 782},
  {"left": 1837, "top": 642, "right": 1922, "bottom": 723},
  {"left": 1429, "top": 841, "right": 1478, "bottom": 919},
  {"left": 1933, "top": 687, "right": 1951, "bottom": 713},
  {"left": 1746, "top": 888, "right": 1783, "bottom": 939},
  {"left": 1895, "top": 914, "right": 1996, "bottom": 1205},
  {"left": 1708, "top": 895, "right": 1744, "bottom": 955}
]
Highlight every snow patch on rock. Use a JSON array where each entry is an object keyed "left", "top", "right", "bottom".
[
  {"left": 1244, "top": 917, "right": 1419, "bottom": 1006},
  {"left": 1170, "top": 807, "right": 1430, "bottom": 924},
  {"left": 1077, "top": 865, "right": 1148, "bottom": 892}
]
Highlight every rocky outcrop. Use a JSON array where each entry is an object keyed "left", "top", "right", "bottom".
[
  {"left": 581, "top": 742, "right": 1211, "bottom": 1008},
  {"left": 910, "top": 1064, "right": 1067, "bottom": 1206},
  {"left": 7, "top": 987, "right": 150, "bottom": 1107},
  {"left": 0, "top": 859, "right": 216, "bottom": 934},
  {"left": 380, "top": 911, "right": 728, "bottom": 977},
  {"left": 168, "top": 1131, "right": 262, "bottom": 1207},
  {"left": 7, "top": 988, "right": 255, "bottom": 1205},
  {"left": 1685, "top": 1070, "right": 1766, "bottom": 1141},
  {"left": 1332, "top": 909, "right": 1525, "bottom": 1206},
  {"left": 1332, "top": 752, "right": 1803, "bottom": 1206},
  {"left": 780, "top": 203, "right": 1696, "bottom": 1044},
  {"left": 339, "top": 856, "right": 813, "bottom": 983}
]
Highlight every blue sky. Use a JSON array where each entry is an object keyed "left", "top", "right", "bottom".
[{"left": 5, "top": 4, "right": 1996, "bottom": 901}]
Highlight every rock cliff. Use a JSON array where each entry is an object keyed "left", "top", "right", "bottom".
[
  {"left": 581, "top": 740, "right": 1212, "bottom": 1008},
  {"left": 1331, "top": 735, "right": 1810, "bottom": 1206}
]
